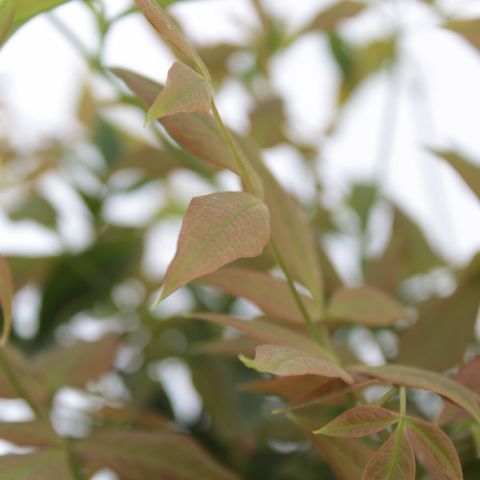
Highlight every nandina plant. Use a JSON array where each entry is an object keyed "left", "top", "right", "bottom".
[{"left": 0, "top": 0, "right": 480, "bottom": 479}]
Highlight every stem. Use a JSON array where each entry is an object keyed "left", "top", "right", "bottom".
[
  {"left": 0, "top": 350, "right": 43, "bottom": 418},
  {"left": 399, "top": 386, "right": 406, "bottom": 417},
  {"left": 63, "top": 438, "right": 86, "bottom": 480}
]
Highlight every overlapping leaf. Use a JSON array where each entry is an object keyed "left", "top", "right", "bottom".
[
  {"left": 0, "top": 420, "right": 61, "bottom": 448},
  {"left": 159, "top": 192, "right": 270, "bottom": 300},
  {"left": 0, "top": 256, "right": 13, "bottom": 344}
]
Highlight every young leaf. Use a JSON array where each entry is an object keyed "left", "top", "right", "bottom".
[
  {"left": 431, "top": 149, "right": 480, "bottom": 200},
  {"left": 443, "top": 18, "right": 480, "bottom": 50},
  {"left": 75, "top": 429, "right": 239, "bottom": 480},
  {"left": 314, "top": 406, "right": 399, "bottom": 437},
  {"left": 327, "top": 286, "right": 405, "bottom": 326},
  {"left": 0, "top": 421, "right": 61, "bottom": 448},
  {"left": 191, "top": 313, "right": 330, "bottom": 358},
  {"left": 240, "top": 344, "right": 353, "bottom": 384},
  {"left": 146, "top": 62, "right": 213, "bottom": 124},
  {"left": 405, "top": 417, "right": 463, "bottom": 480},
  {"left": 159, "top": 192, "right": 270, "bottom": 301},
  {"left": 302, "top": 1, "right": 365, "bottom": 34},
  {"left": 351, "top": 364, "right": 480, "bottom": 424},
  {"left": 0, "top": 256, "right": 13, "bottom": 345},
  {"left": 197, "top": 267, "right": 320, "bottom": 324},
  {"left": 362, "top": 424, "right": 415, "bottom": 480},
  {"left": 134, "top": 0, "right": 210, "bottom": 79}
]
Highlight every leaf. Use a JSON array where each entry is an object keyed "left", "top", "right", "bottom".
[
  {"left": 0, "top": 449, "right": 74, "bottom": 480},
  {"left": 362, "top": 424, "right": 415, "bottom": 480},
  {"left": 33, "top": 334, "right": 120, "bottom": 394},
  {"left": 0, "top": 0, "right": 14, "bottom": 46},
  {"left": 350, "top": 364, "right": 480, "bottom": 424},
  {"left": 191, "top": 336, "right": 259, "bottom": 357},
  {"left": 303, "top": 0, "right": 365, "bottom": 33},
  {"left": 134, "top": 0, "right": 209, "bottom": 79},
  {"left": 197, "top": 267, "right": 320, "bottom": 325},
  {"left": 75, "top": 429, "right": 239, "bottom": 480},
  {"left": 248, "top": 97, "right": 286, "bottom": 148},
  {"left": 159, "top": 191, "right": 270, "bottom": 300},
  {"left": 327, "top": 286, "right": 405, "bottom": 327},
  {"left": 0, "top": 421, "right": 61, "bottom": 448},
  {"left": 0, "top": 256, "right": 13, "bottom": 345},
  {"left": 191, "top": 313, "right": 330, "bottom": 358},
  {"left": 146, "top": 61, "right": 213, "bottom": 124},
  {"left": 443, "top": 18, "right": 480, "bottom": 50},
  {"left": 431, "top": 149, "right": 480, "bottom": 200},
  {"left": 405, "top": 417, "right": 463, "bottom": 480},
  {"left": 240, "top": 344, "right": 353, "bottom": 384},
  {"left": 315, "top": 406, "right": 399, "bottom": 437}
]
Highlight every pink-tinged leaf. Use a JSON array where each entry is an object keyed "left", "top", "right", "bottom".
[
  {"left": 159, "top": 192, "right": 270, "bottom": 300},
  {"left": 311, "top": 436, "right": 374, "bottom": 480},
  {"left": 33, "top": 334, "right": 120, "bottom": 394},
  {"left": 350, "top": 364, "right": 480, "bottom": 424},
  {"left": 315, "top": 406, "right": 399, "bottom": 437},
  {"left": 362, "top": 424, "right": 415, "bottom": 480},
  {"left": 0, "top": 256, "right": 14, "bottom": 345},
  {"left": 0, "top": 449, "right": 74, "bottom": 480},
  {"left": 328, "top": 286, "right": 405, "bottom": 326},
  {"left": 443, "top": 18, "right": 480, "bottom": 50},
  {"left": 134, "top": 0, "right": 209, "bottom": 79},
  {"left": 197, "top": 267, "right": 320, "bottom": 325},
  {"left": 191, "top": 313, "right": 329, "bottom": 358},
  {"left": 0, "top": 421, "right": 61, "bottom": 448},
  {"left": 303, "top": 1, "right": 365, "bottom": 33},
  {"left": 431, "top": 149, "right": 480, "bottom": 200},
  {"left": 146, "top": 62, "right": 213, "bottom": 124},
  {"left": 191, "top": 336, "right": 259, "bottom": 357},
  {"left": 240, "top": 344, "right": 353, "bottom": 384},
  {"left": 405, "top": 417, "right": 463, "bottom": 480},
  {"left": 75, "top": 429, "right": 239, "bottom": 480}
]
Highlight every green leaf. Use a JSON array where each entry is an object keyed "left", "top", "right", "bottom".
[
  {"left": 0, "top": 449, "right": 74, "bottom": 480},
  {"left": 74, "top": 429, "right": 239, "bottom": 480},
  {"left": 362, "top": 423, "right": 415, "bottom": 480},
  {"left": 431, "top": 149, "right": 480, "bottom": 200},
  {"left": 0, "top": 0, "right": 14, "bottom": 46},
  {"left": 0, "top": 256, "right": 13, "bottom": 345},
  {"left": 350, "top": 364, "right": 480, "bottom": 424},
  {"left": 134, "top": 0, "right": 210, "bottom": 79},
  {"left": 0, "top": 421, "right": 61, "bottom": 448},
  {"left": 327, "top": 286, "right": 405, "bottom": 327},
  {"left": 240, "top": 344, "right": 353, "bottom": 384},
  {"left": 314, "top": 406, "right": 399, "bottom": 437},
  {"left": 302, "top": 1, "right": 365, "bottom": 34},
  {"left": 405, "top": 417, "right": 463, "bottom": 480},
  {"left": 159, "top": 192, "right": 270, "bottom": 301},
  {"left": 248, "top": 97, "right": 286, "bottom": 148},
  {"left": 443, "top": 18, "right": 480, "bottom": 50},
  {"left": 197, "top": 267, "right": 320, "bottom": 325},
  {"left": 146, "top": 61, "right": 213, "bottom": 124}
]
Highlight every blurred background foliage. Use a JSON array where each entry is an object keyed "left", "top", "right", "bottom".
[{"left": 0, "top": 0, "right": 480, "bottom": 478}]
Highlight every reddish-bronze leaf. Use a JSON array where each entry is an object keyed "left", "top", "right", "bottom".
[
  {"left": 240, "top": 344, "right": 353, "bottom": 384},
  {"left": 443, "top": 18, "right": 480, "bottom": 51},
  {"left": 0, "top": 256, "right": 14, "bottom": 345},
  {"left": 146, "top": 62, "right": 213, "bottom": 124},
  {"left": 0, "top": 421, "right": 61, "bottom": 448},
  {"left": 197, "top": 267, "right": 320, "bottom": 324},
  {"left": 351, "top": 364, "right": 480, "bottom": 424},
  {"left": 362, "top": 424, "right": 415, "bottom": 480},
  {"left": 327, "top": 286, "right": 405, "bottom": 326},
  {"left": 405, "top": 417, "right": 463, "bottom": 480},
  {"left": 159, "top": 192, "right": 270, "bottom": 301}
]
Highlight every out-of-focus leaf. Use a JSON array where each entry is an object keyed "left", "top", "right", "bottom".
[
  {"left": 191, "top": 313, "right": 329, "bottom": 358},
  {"left": 38, "top": 230, "right": 142, "bottom": 344},
  {"left": 351, "top": 364, "right": 480, "bottom": 424},
  {"left": 362, "top": 424, "right": 415, "bottom": 480},
  {"left": 34, "top": 334, "right": 120, "bottom": 394},
  {"left": 159, "top": 192, "right": 270, "bottom": 301},
  {"left": 134, "top": 0, "right": 209, "bottom": 79},
  {"left": 302, "top": 1, "right": 365, "bottom": 34},
  {"left": 327, "top": 286, "right": 405, "bottom": 327},
  {"left": 0, "top": 256, "right": 13, "bottom": 345},
  {"left": 365, "top": 207, "right": 444, "bottom": 292},
  {"left": 348, "top": 183, "right": 378, "bottom": 231},
  {"left": 74, "top": 429, "right": 239, "bottom": 480},
  {"left": 92, "top": 117, "right": 124, "bottom": 166},
  {"left": 0, "top": 0, "right": 14, "bottom": 46},
  {"left": 443, "top": 18, "right": 480, "bottom": 50},
  {"left": 0, "top": 449, "right": 73, "bottom": 479},
  {"left": 248, "top": 97, "right": 286, "bottom": 148},
  {"left": 397, "top": 253, "right": 480, "bottom": 370},
  {"left": 146, "top": 61, "right": 213, "bottom": 124},
  {"left": 10, "top": 194, "right": 57, "bottom": 228},
  {"left": 191, "top": 336, "right": 259, "bottom": 357},
  {"left": 431, "top": 149, "right": 480, "bottom": 199},
  {"left": 311, "top": 435, "right": 374, "bottom": 480},
  {"left": 197, "top": 43, "right": 239, "bottom": 85},
  {"left": 197, "top": 267, "right": 320, "bottom": 325},
  {"left": 240, "top": 344, "right": 353, "bottom": 383},
  {"left": 405, "top": 417, "right": 463, "bottom": 480},
  {"left": 0, "top": 421, "right": 61, "bottom": 448},
  {"left": 314, "top": 406, "right": 399, "bottom": 437}
]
